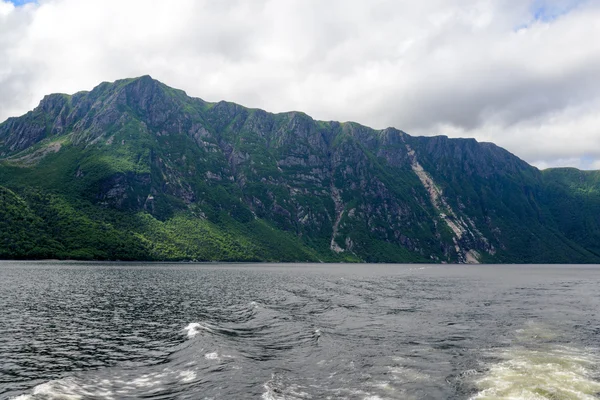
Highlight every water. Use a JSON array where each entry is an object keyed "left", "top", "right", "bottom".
[{"left": 1, "top": 262, "right": 599, "bottom": 399}]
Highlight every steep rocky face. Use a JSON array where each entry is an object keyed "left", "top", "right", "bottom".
[
  {"left": 0, "top": 94, "right": 70, "bottom": 155},
  {"left": 1, "top": 76, "right": 599, "bottom": 263}
]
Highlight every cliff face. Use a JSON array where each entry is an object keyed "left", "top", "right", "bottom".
[{"left": 1, "top": 76, "right": 599, "bottom": 263}]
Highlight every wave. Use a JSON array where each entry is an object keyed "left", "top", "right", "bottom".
[
  {"left": 183, "top": 321, "right": 214, "bottom": 338},
  {"left": 10, "top": 368, "right": 200, "bottom": 400}
]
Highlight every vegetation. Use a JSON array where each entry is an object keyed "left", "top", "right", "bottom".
[{"left": 1, "top": 76, "right": 599, "bottom": 263}]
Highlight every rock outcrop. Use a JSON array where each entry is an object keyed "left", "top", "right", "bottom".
[{"left": 1, "top": 76, "right": 599, "bottom": 263}]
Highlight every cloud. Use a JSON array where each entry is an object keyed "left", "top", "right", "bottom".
[{"left": 0, "top": 0, "right": 599, "bottom": 169}]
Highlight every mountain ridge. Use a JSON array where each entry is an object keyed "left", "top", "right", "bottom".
[{"left": 1, "top": 76, "right": 599, "bottom": 263}]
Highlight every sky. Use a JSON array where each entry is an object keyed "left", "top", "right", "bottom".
[{"left": 1, "top": 0, "right": 599, "bottom": 169}]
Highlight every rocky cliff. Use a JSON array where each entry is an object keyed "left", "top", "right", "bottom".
[{"left": 1, "top": 76, "right": 599, "bottom": 263}]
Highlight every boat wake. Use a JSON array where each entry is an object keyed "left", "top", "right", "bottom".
[{"left": 470, "top": 323, "right": 600, "bottom": 399}]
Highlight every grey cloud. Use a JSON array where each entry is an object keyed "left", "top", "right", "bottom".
[
  {"left": 379, "top": 57, "right": 600, "bottom": 132},
  {"left": 0, "top": 0, "right": 599, "bottom": 169}
]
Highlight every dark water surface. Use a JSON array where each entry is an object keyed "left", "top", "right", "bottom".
[{"left": 1, "top": 262, "right": 600, "bottom": 399}]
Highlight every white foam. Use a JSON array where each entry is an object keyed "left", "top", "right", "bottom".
[
  {"left": 261, "top": 374, "right": 312, "bottom": 400},
  {"left": 10, "top": 377, "right": 114, "bottom": 400},
  {"left": 130, "top": 374, "right": 163, "bottom": 388},
  {"left": 261, "top": 377, "right": 284, "bottom": 400},
  {"left": 470, "top": 345, "right": 600, "bottom": 399},
  {"left": 205, "top": 352, "right": 219, "bottom": 360},
  {"left": 178, "top": 370, "right": 197, "bottom": 383},
  {"left": 10, "top": 368, "right": 197, "bottom": 399},
  {"left": 183, "top": 322, "right": 213, "bottom": 338},
  {"left": 387, "top": 366, "right": 429, "bottom": 383},
  {"left": 370, "top": 380, "right": 392, "bottom": 390}
]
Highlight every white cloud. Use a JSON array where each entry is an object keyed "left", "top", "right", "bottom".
[{"left": 0, "top": 0, "right": 599, "bottom": 169}]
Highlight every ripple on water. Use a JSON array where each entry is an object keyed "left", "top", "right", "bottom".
[{"left": 4, "top": 263, "right": 600, "bottom": 400}]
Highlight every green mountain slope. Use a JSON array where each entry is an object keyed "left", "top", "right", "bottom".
[{"left": 1, "top": 76, "right": 598, "bottom": 263}]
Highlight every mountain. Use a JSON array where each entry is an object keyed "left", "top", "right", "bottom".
[{"left": 1, "top": 76, "right": 599, "bottom": 263}]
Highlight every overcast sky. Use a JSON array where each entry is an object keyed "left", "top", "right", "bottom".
[{"left": 1, "top": 0, "right": 599, "bottom": 169}]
